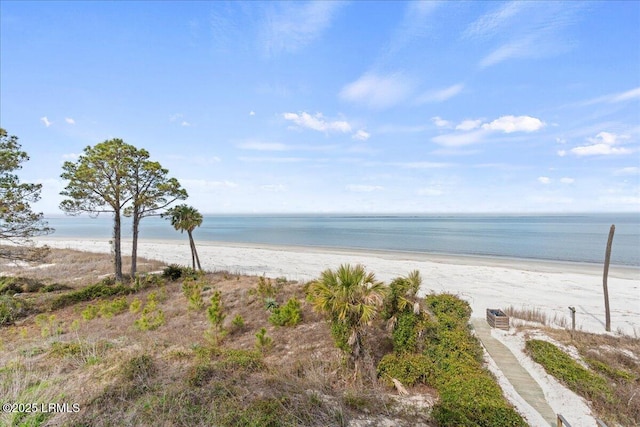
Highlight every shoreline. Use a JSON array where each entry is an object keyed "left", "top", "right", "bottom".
[
  {"left": 33, "top": 236, "right": 640, "bottom": 336},
  {"left": 35, "top": 235, "right": 640, "bottom": 280}
]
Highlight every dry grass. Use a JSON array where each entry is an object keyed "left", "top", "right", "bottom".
[
  {"left": 0, "top": 252, "right": 437, "bottom": 426},
  {"left": 0, "top": 247, "right": 166, "bottom": 287},
  {"left": 504, "top": 305, "right": 569, "bottom": 329}
]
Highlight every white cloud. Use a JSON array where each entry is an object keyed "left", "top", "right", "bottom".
[
  {"left": 560, "top": 177, "right": 574, "bottom": 184},
  {"left": 345, "top": 184, "right": 383, "bottom": 193},
  {"left": 238, "top": 141, "right": 287, "bottom": 151},
  {"left": 456, "top": 119, "right": 482, "bottom": 131},
  {"left": 417, "top": 83, "right": 464, "bottom": 103},
  {"left": 339, "top": 73, "right": 414, "bottom": 109},
  {"left": 283, "top": 112, "right": 351, "bottom": 133},
  {"left": 249, "top": 111, "right": 256, "bottom": 116},
  {"left": 64, "top": 117, "right": 75, "bottom": 125},
  {"left": 352, "top": 130, "right": 370, "bottom": 141},
  {"left": 481, "top": 115, "right": 545, "bottom": 133},
  {"left": 537, "top": 176, "right": 551, "bottom": 184},
  {"left": 40, "top": 116, "right": 52, "bottom": 127},
  {"left": 263, "top": 2, "right": 343, "bottom": 55},
  {"left": 479, "top": 37, "right": 536, "bottom": 68},
  {"left": 557, "top": 150, "right": 567, "bottom": 157},
  {"left": 581, "top": 87, "right": 640, "bottom": 106},
  {"left": 609, "top": 87, "right": 640, "bottom": 102},
  {"left": 432, "top": 129, "right": 488, "bottom": 147},
  {"left": 181, "top": 121, "right": 191, "bottom": 127},
  {"left": 61, "top": 153, "right": 79, "bottom": 160},
  {"left": 464, "top": 1, "right": 525, "bottom": 39},
  {"left": 556, "top": 137, "right": 566, "bottom": 144},
  {"left": 571, "top": 144, "right": 631, "bottom": 156},
  {"left": 570, "top": 132, "right": 632, "bottom": 156},
  {"left": 431, "top": 116, "right": 452, "bottom": 128}
]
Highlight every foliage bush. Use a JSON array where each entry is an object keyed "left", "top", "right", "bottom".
[
  {"left": 162, "top": 264, "right": 196, "bottom": 281},
  {"left": 255, "top": 327, "right": 273, "bottom": 353},
  {"left": 268, "top": 297, "right": 302, "bottom": 327},
  {"left": 134, "top": 293, "right": 165, "bottom": 331},
  {"left": 98, "top": 296, "right": 129, "bottom": 319},
  {"left": 231, "top": 314, "right": 245, "bottom": 330},
  {"left": 250, "top": 276, "right": 279, "bottom": 299},
  {"left": 377, "top": 352, "right": 433, "bottom": 387},
  {"left": 0, "top": 295, "right": 27, "bottom": 326},
  {"left": 50, "top": 282, "right": 132, "bottom": 310},
  {"left": 0, "top": 276, "right": 45, "bottom": 294},
  {"left": 82, "top": 304, "right": 99, "bottom": 321},
  {"left": 526, "top": 339, "right": 614, "bottom": 403},
  {"left": 407, "top": 293, "right": 526, "bottom": 427},
  {"left": 391, "top": 311, "right": 433, "bottom": 354},
  {"left": 182, "top": 277, "right": 205, "bottom": 311},
  {"left": 129, "top": 297, "right": 142, "bottom": 314}
]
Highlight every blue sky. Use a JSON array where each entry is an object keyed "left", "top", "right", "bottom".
[{"left": 1, "top": 1, "right": 639, "bottom": 213}]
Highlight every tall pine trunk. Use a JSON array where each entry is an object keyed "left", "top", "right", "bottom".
[
  {"left": 131, "top": 208, "right": 140, "bottom": 279},
  {"left": 113, "top": 211, "right": 123, "bottom": 282}
]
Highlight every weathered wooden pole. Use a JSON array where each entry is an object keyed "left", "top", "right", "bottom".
[
  {"left": 568, "top": 306, "right": 576, "bottom": 331},
  {"left": 602, "top": 224, "right": 615, "bottom": 332}
]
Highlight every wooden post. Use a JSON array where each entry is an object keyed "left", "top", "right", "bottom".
[
  {"left": 603, "top": 225, "right": 615, "bottom": 332},
  {"left": 568, "top": 306, "right": 576, "bottom": 331}
]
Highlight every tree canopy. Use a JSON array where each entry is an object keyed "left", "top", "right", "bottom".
[
  {"left": 60, "top": 138, "right": 185, "bottom": 281},
  {"left": 0, "top": 128, "right": 52, "bottom": 260}
]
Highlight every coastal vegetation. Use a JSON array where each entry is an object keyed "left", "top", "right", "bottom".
[
  {"left": 1, "top": 248, "right": 638, "bottom": 426},
  {"left": 163, "top": 204, "right": 204, "bottom": 271},
  {"left": 59, "top": 138, "right": 186, "bottom": 281},
  {"left": 0, "top": 128, "right": 52, "bottom": 262}
]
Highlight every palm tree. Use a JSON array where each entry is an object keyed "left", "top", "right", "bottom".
[
  {"left": 307, "top": 264, "right": 387, "bottom": 373},
  {"left": 383, "top": 270, "right": 423, "bottom": 331},
  {"left": 163, "top": 204, "right": 203, "bottom": 270}
]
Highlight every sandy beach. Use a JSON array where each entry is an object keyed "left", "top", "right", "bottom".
[{"left": 36, "top": 236, "right": 640, "bottom": 337}]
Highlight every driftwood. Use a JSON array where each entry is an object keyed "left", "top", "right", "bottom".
[{"left": 392, "top": 378, "right": 409, "bottom": 395}]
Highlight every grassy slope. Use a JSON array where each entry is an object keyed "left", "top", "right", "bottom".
[{"left": 0, "top": 249, "right": 435, "bottom": 427}]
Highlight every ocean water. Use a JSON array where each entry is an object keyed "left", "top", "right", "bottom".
[{"left": 42, "top": 213, "right": 640, "bottom": 266}]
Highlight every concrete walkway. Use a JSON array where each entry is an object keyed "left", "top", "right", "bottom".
[{"left": 471, "top": 319, "right": 557, "bottom": 426}]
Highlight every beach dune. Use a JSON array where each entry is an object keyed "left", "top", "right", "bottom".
[{"left": 36, "top": 237, "right": 640, "bottom": 336}]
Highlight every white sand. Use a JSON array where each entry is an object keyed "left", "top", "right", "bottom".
[
  {"left": 37, "top": 237, "right": 640, "bottom": 336},
  {"left": 34, "top": 237, "right": 640, "bottom": 425}
]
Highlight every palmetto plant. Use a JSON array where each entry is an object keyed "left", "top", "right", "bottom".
[
  {"left": 163, "top": 204, "right": 203, "bottom": 270},
  {"left": 307, "top": 264, "right": 387, "bottom": 372},
  {"left": 383, "top": 270, "right": 423, "bottom": 331}
]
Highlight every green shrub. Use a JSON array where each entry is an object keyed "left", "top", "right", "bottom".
[
  {"left": 425, "top": 293, "right": 471, "bottom": 323},
  {"left": 0, "top": 295, "right": 27, "bottom": 326},
  {"left": 255, "top": 327, "right": 273, "bottom": 353},
  {"left": 526, "top": 339, "right": 614, "bottom": 403},
  {"left": 129, "top": 297, "right": 142, "bottom": 314},
  {"left": 377, "top": 353, "right": 433, "bottom": 387},
  {"left": 98, "top": 296, "right": 129, "bottom": 319},
  {"left": 162, "top": 264, "right": 184, "bottom": 281},
  {"left": 0, "top": 276, "right": 45, "bottom": 294},
  {"left": 231, "top": 314, "right": 245, "bottom": 329},
  {"left": 391, "top": 311, "right": 428, "bottom": 353},
  {"left": 82, "top": 304, "right": 99, "bottom": 321},
  {"left": 50, "top": 282, "right": 132, "bottom": 310},
  {"left": 268, "top": 297, "right": 302, "bottom": 327},
  {"left": 250, "top": 276, "right": 279, "bottom": 299},
  {"left": 134, "top": 295, "right": 165, "bottom": 331},
  {"left": 207, "top": 291, "right": 225, "bottom": 327},
  {"left": 330, "top": 319, "right": 350, "bottom": 353},
  {"left": 182, "top": 277, "right": 205, "bottom": 311},
  {"left": 585, "top": 357, "right": 636, "bottom": 383},
  {"left": 216, "top": 348, "right": 265, "bottom": 372}
]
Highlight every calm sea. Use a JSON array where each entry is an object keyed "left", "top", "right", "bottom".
[{"left": 42, "top": 213, "right": 640, "bottom": 266}]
